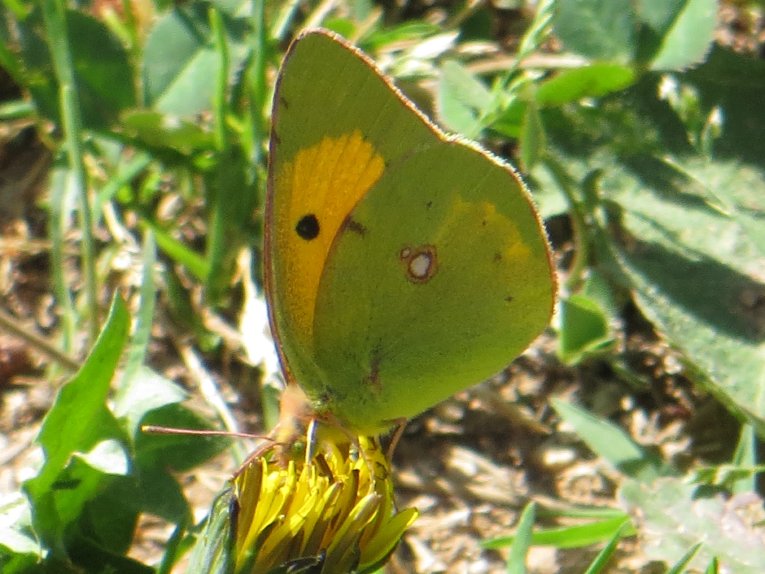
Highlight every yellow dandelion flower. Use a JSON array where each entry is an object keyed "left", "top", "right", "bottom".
[{"left": 189, "top": 427, "right": 417, "bottom": 574}]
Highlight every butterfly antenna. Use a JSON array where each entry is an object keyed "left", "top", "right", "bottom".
[{"left": 386, "top": 418, "right": 408, "bottom": 460}]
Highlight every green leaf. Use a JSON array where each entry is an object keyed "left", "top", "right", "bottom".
[
  {"left": 685, "top": 47, "right": 765, "bottom": 167},
  {"left": 24, "top": 295, "right": 129, "bottom": 526},
  {"left": 690, "top": 463, "right": 765, "bottom": 491},
  {"left": 519, "top": 102, "right": 545, "bottom": 171},
  {"left": 363, "top": 22, "right": 443, "bottom": 51},
  {"left": 552, "top": 399, "right": 667, "bottom": 481},
  {"left": 121, "top": 110, "right": 216, "bottom": 154},
  {"left": 620, "top": 478, "right": 765, "bottom": 572},
  {"left": 143, "top": 6, "right": 220, "bottom": 114},
  {"left": 731, "top": 425, "right": 758, "bottom": 494},
  {"left": 582, "top": 521, "right": 627, "bottom": 574},
  {"left": 148, "top": 220, "right": 209, "bottom": 280},
  {"left": 205, "top": 146, "right": 260, "bottom": 304},
  {"left": 132, "top": 465, "right": 192, "bottom": 524},
  {"left": 557, "top": 293, "right": 612, "bottom": 364},
  {"left": 142, "top": 4, "right": 248, "bottom": 116},
  {"left": 484, "top": 510, "right": 633, "bottom": 550},
  {"left": 535, "top": 64, "right": 636, "bottom": 107},
  {"left": 666, "top": 542, "right": 703, "bottom": 574},
  {"left": 187, "top": 489, "right": 235, "bottom": 574},
  {"left": 0, "top": 494, "right": 40, "bottom": 559},
  {"left": 22, "top": 297, "right": 130, "bottom": 558},
  {"left": 554, "top": 0, "right": 637, "bottom": 63},
  {"left": 135, "top": 404, "right": 230, "bottom": 473},
  {"left": 9, "top": 7, "right": 135, "bottom": 129},
  {"left": 635, "top": 0, "right": 687, "bottom": 32},
  {"left": 114, "top": 367, "right": 188, "bottom": 440},
  {"left": 598, "top": 156, "right": 765, "bottom": 434},
  {"left": 506, "top": 502, "right": 535, "bottom": 574},
  {"left": 120, "top": 230, "right": 157, "bottom": 386},
  {"left": 648, "top": 0, "right": 716, "bottom": 71},
  {"left": 74, "top": 440, "right": 129, "bottom": 475},
  {"left": 436, "top": 60, "right": 492, "bottom": 137}
]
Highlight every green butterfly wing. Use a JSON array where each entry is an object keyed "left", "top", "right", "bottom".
[{"left": 268, "top": 30, "right": 555, "bottom": 434}]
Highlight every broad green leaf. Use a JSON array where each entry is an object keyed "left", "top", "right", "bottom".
[
  {"left": 557, "top": 293, "right": 612, "bottom": 364},
  {"left": 23, "top": 296, "right": 129, "bottom": 553},
  {"left": 535, "top": 64, "right": 635, "bottom": 107},
  {"left": 131, "top": 465, "right": 191, "bottom": 524},
  {"left": 75, "top": 439, "right": 129, "bottom": 475},
  {"left": 635, "top": 0, "right": 687, "bottom": 32},
  {"left": 9, "top": 7, "right": 134, "bottom": 129},
  {"left": 553, "top": 0, "right": 636, "bottom": 63},
  {"left": 25, "top": 295, "right": 128, "bottom": 498},
  {"left": 121, "top": 110, "right": 216, "bottom": 154},
  {"left": 598, "top": 156, "right": 765, "bottom": 434},
  {"left": 552, "top": 399, "right": 667, "bottom": 481},
  {"left": 114, "top": 367, "right": 187, "bottom": 440},
  {"left": 620, "top": 478, "right": 765, "bottom": 572},
  {"left": 491, "top": 100, "right": 526, "bottom": 140},
  {"left": 0, "top": 495, "right": 40, "bottom": 558},
  {"left": 436, "top": 60, "right": 492, "bottom": 137},
  {"left": 649, "top": 0, "right": 716, "bottom": 71},
  {"left": 135, "top": 403, "right": 229, "bottom": 473},
  {"left": 685, "top": 47, "right": 765, "bottom": 167},
  {"left": 142, "top": 5, "right": 247, "bottom": 115},
  {"left": 142, "top": 6, "right": 219, "bottom": 114}
]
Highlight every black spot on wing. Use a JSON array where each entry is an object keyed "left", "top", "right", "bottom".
[{"left": 296, "top": 214, "right": 320, "bottom": 240}]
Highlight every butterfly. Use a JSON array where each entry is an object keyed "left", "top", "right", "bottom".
[{"left": 265, "top": 29, "right": 556, "bottom": 436}]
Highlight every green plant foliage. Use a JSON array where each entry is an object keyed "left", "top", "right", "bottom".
[
  {"left": 506, "top": 502, "right": 536, "bottom": 574},
  {"left": 437, "top": 60, "right": 493, "bottom": 137},
  {"left": 620, "top": 478, "right": 765, "bottom": 572},
  {"left": 0, "top": 7, "right": 135, "bottom": 129},
  {"left": 1, "top": 0, "right": 762, "bottom": 571},
  {"left": 554, "top": 0, "right": 638, "bottom": 63},
  {"left": 599, "top": 156, "right": 765, "bottom": 431},
  {"left": 557, "top": 293, "right": 612, "bottom": 364},
  {"left": 552, "top": 399, "right": 669, "bottom": 481},
  {"left": 141, "top": 4, "right": 248, "bottom": 115},
  {"left": 534, "top": 64, "right": 636, "bottom": 107},
  {"left": 10, "top": 297, "right": 228, "bottom": 571},
  {"left": 485, "top": 512, "right": 633, "bottom": 551}
]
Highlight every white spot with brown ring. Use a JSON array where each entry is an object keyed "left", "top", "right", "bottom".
[{"left": 399, "top": 244, "right": 438, "bottom": 283}]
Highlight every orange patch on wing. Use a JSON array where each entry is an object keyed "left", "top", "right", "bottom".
[{"left": 274, "top": 130, "right": 385, "bottom": 346}]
